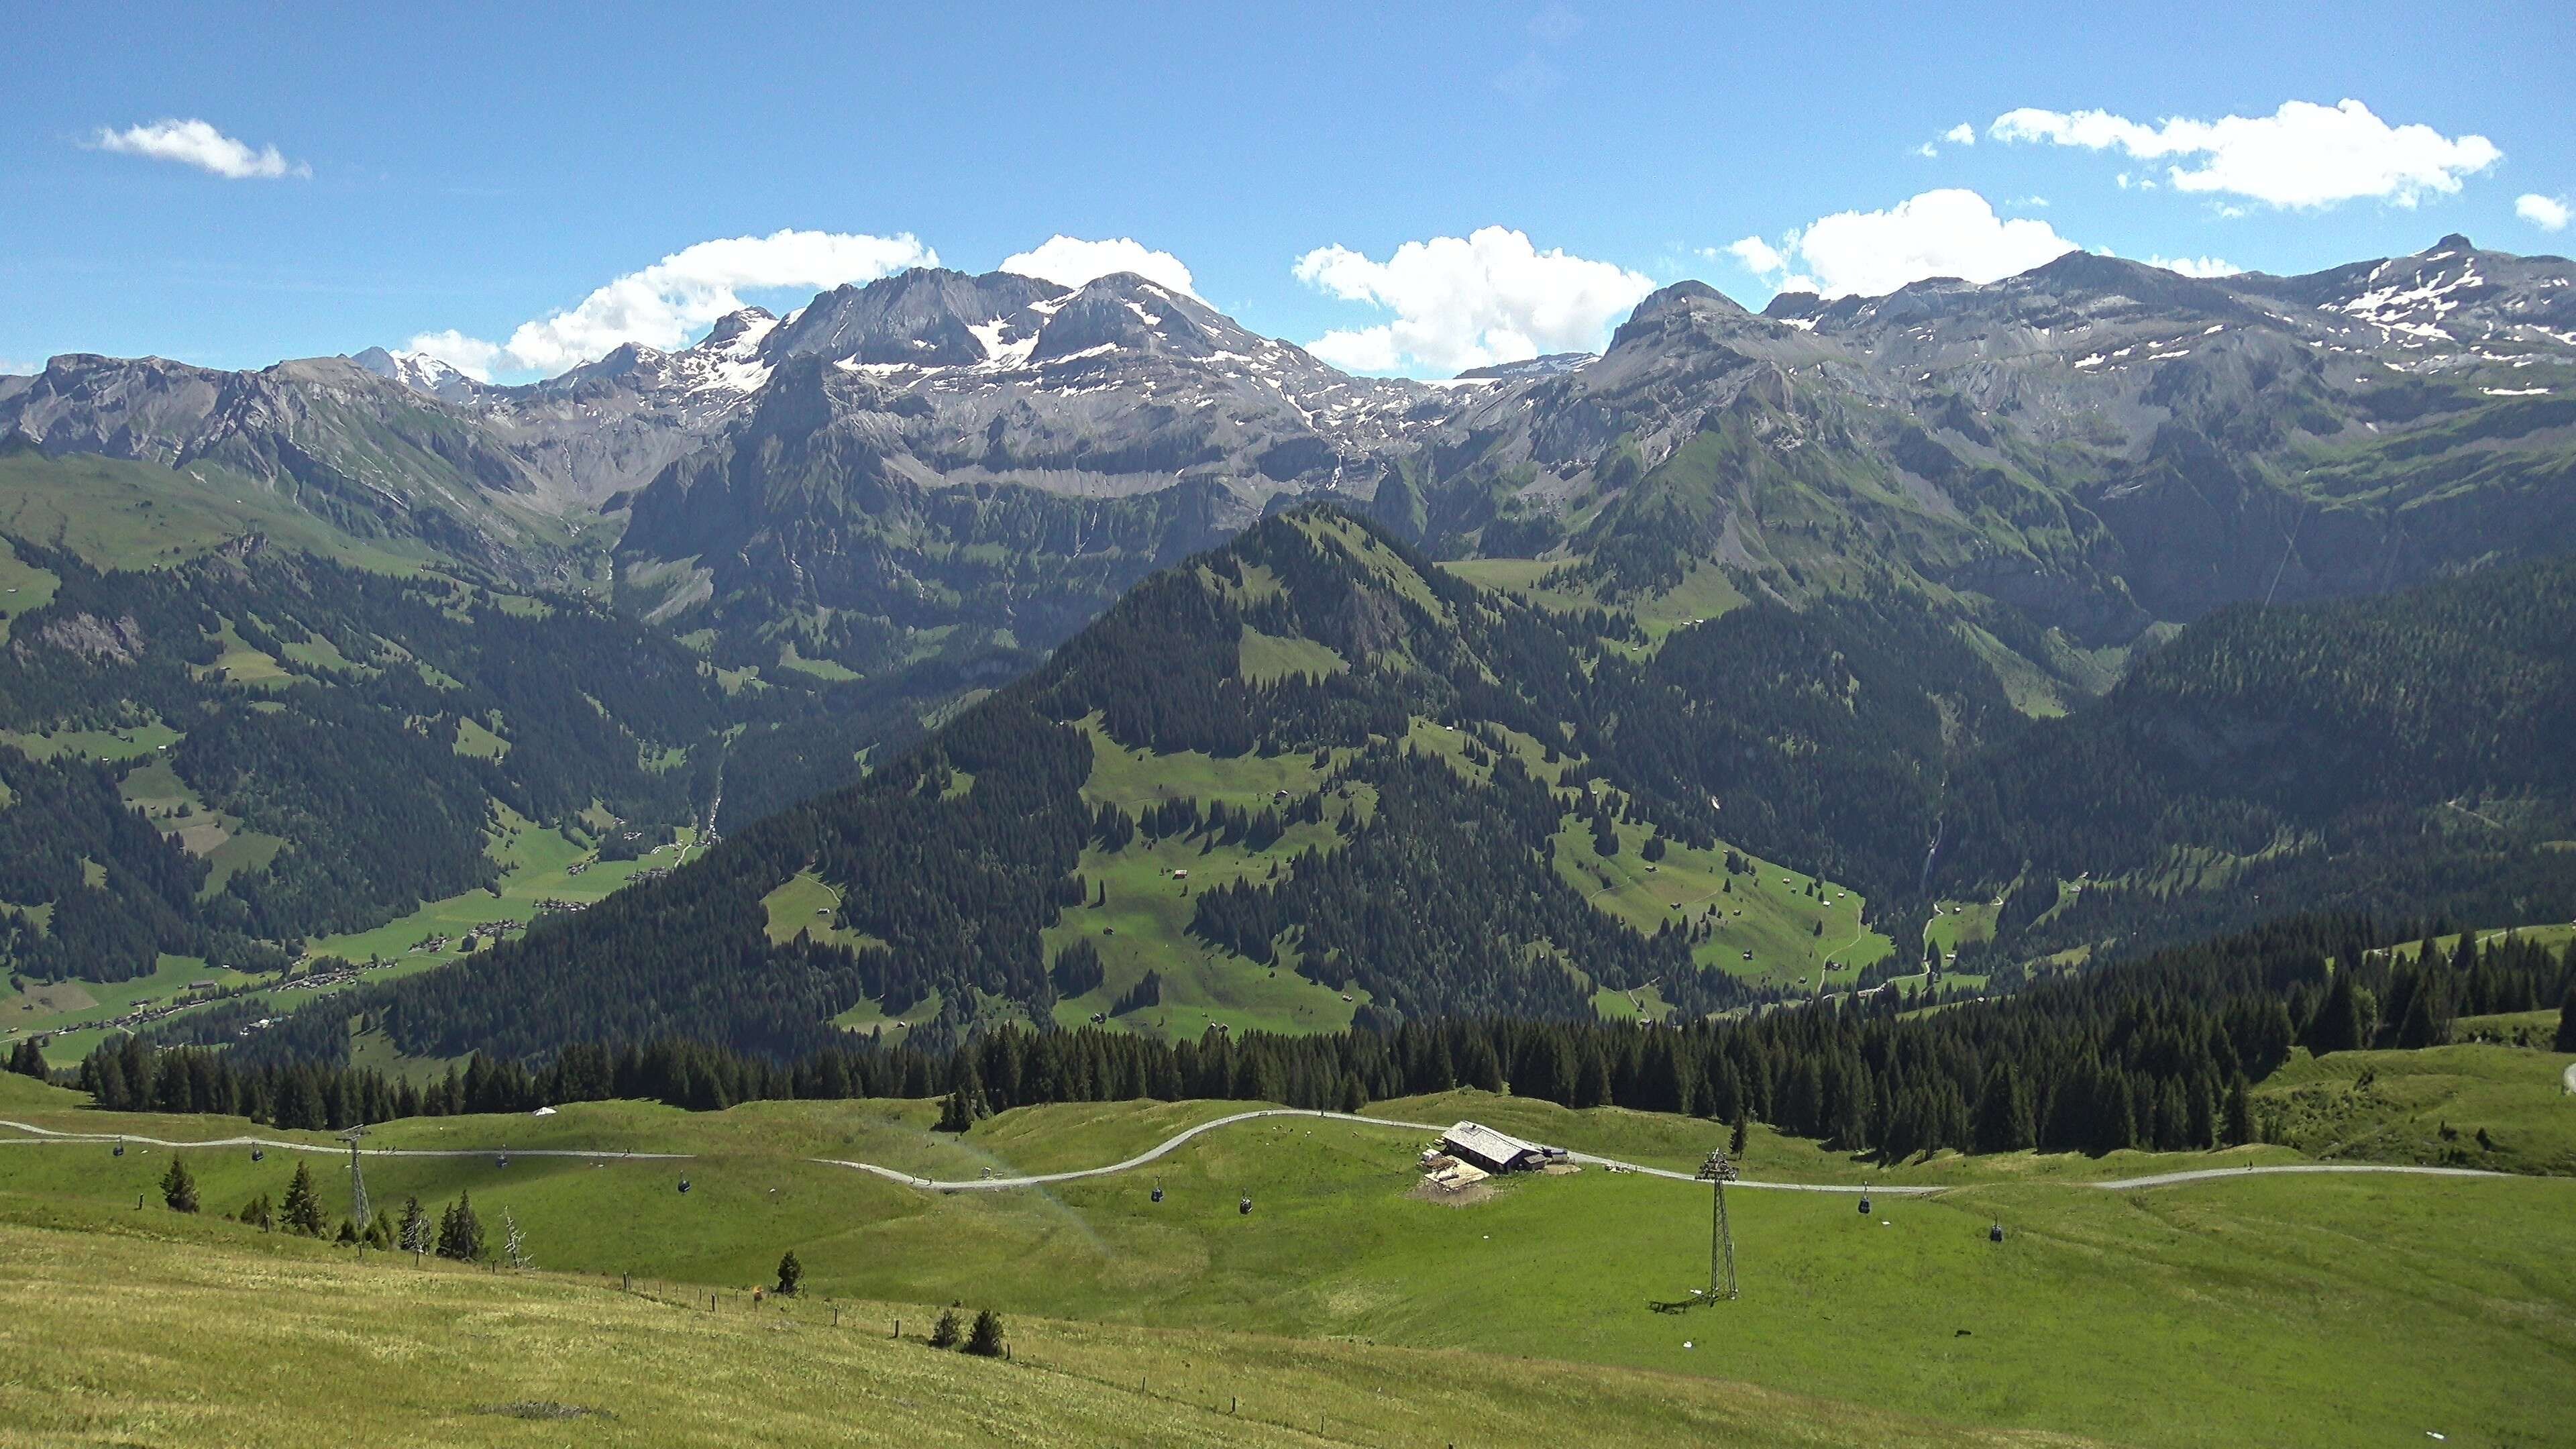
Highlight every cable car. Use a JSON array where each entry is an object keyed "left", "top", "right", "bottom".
[
  {"left": 113, "top": 1141, "right": 125, "bottom": 1157},
  {"left": 1858, "top": 1195, "right": 1871, "bottom": 1215},
  {"left": 496, "top": 1152, "right": 511, "bottom": 1168},
  {"left": 250, "top": 1148, "right": 265, "bottom": 1163},
  {"left": 1990, "top": 1223, "right": 2005, "bottom": 1244},
  {"left": 678, "top": 1177, "right": 692, "bottom": 1194},
  {"left": 1238, "top": 1195, "right": 1253, "bottom": 1216},
  {"left": 1150, "top": 1178, "right": 1165, "bottom": 1204}
]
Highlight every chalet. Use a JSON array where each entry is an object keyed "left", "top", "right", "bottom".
[{"left": 1439, "top": 1120, "right": 1562, "bottom": 1175}]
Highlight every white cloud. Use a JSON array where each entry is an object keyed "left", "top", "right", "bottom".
[
  {"left": 1291, "top": 226, "right": 1656, "bottom": 376},
  {"left": 0, "top": 357, "right": 37, "bottom": 376},
  {"left": 998, "top": 235, "right": 1198, "bottom": 297},
  {"left": 2145, "top": 255, "right": 2243, "bottom": 278},
  {"left": 1915, "top": 142, "right": 1941, "bottom": 160},
  {"left": 2517, "top": 193, "right": 2571, "bottom": 232},
  {"left": 91, "top": 118, "right": 308, "bottom": 180},
  {"left": 1991, "top": 99, "right": 2500, "bottom": 209},
  {"left": 1943, "top": 123, "right": 1976, "bottom": 147},
  {"left": 1724, "top": 189, "right": 2080, "bottom": 299},
  {"left": 407, "top": 228, "right": 935, "bottom": 380},
  {"left": 1723, "top": 236, "right": 1787, "bottom": 274}
]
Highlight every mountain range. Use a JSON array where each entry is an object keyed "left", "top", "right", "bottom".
[{"left": 3, "top": 234, "right": 2570, "bottom": 1053}]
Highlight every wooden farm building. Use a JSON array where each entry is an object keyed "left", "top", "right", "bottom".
[{"left": 1439, "top": 1121, "right": 1560, "bottom": 1174}]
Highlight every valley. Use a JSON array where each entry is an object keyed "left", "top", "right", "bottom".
[{"left": 5, "top": 226, "right": 2573, "bottom": 1448}]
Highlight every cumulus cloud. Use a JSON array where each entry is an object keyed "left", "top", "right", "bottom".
[
  {"left": 2517, "top": 193, "right": 2571, "bottom": 232},
  {"left": 91, "top": 118, "right": 308, "bottom": 179},
  {"left": 1292, "top": 226, "right": 1656, "bottom": 376},
  {"left": 0, "top": 357, "right": 37, "bottom": 376},
  {"left": 1943, "top": 123, "right": 1976, "bottom": 147},
  {"left": 998, "top": 235, "right": 1198, "bottom": 297},
  {"left": 2145, "top": 255, "right": 2243, "bottom": 278},
  {"left": 1990, "top": 99, "right": 2500, "bottom": 209},
  {"left": 1724, "top": 189, "right": 2080, "bottom": 299},
  {"left": 407, "top": 228, "right": 936, "bottom": 380}
]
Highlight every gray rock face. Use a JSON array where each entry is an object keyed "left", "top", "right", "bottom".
[
  {"left": 10, "top": 240, "right": 2571, "bottom": 662},
  {"left": 1411, "top": 239, "right": 2576, "bottom": 635}
]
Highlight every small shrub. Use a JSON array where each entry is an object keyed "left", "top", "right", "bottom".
[
  {"left": 928, "top": 1309, "right": 961, "bottom": 1348},
  {"left": 965, "top": 1309, "right": 1006, "bottom": 1358}
]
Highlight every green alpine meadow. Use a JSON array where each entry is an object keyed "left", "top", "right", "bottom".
[{"left": 7, "top": 12, "right": 2575, "bottom": 1444}]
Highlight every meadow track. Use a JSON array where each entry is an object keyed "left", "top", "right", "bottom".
[{"left": 5, "top": 1108, "right": 2530, "bottom": 1194}]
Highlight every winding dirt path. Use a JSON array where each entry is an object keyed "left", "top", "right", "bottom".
[{"left": 4, "top": 1110, "right": 2536, "bottom": 1197}]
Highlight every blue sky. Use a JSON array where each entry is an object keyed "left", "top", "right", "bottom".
[{"left": 5, "top": 1, "right": 2571, "bottom": 379}]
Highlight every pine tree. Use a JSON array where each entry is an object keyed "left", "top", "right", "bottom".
[
  {"left": 238, "top": 1193, "right": 274, "bottom": 1232},
  {"left": 2555, "top": 983, "right": 2576, "bottom": 1053},
  {"left": 1728, "top": 1108, "right": 1749, "bottom": 1159},
  {"left": 280, "top": 1161, "right": 328, "bottom": 1237},
  {"left": 1972, "top": 1063, "right": 2033, "bottom": 1154},
  {"left": 435, "top": 1191, "right": 484, "bottom": 1262},
  {"left": 775, "top": 1250, "right": 802, "bottom": 1296},
  {"left": 935, "top": 1087, "right": 975, "bottom": 1133},
  {"left": 928, "top": 1308, "right": 962, "bottom": 1348},
  {"left": 2307, "top": 973, "right": 2367, "bottom": 1056},
  {"left": 2222, "top": 1073, "right": 2256, "bottom": 1147},
  {"left": 159, "top": 1157, "right": 199, "bottom": 1214},
  {"left": 2396, "top": 970, "right": 2453, "bottom": 1049},
  {"left": 965, "top": 1308, "right": 1006, "bottom": 1357}
]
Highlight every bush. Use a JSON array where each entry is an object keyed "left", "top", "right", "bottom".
[{"left": 965, "top": 1309, "right": 1006, "bottom": 1358}]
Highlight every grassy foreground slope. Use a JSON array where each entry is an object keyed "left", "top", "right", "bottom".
[
  {"left": 0, "top": 1210, "right": 2072, "bottom": 1449},
  {"left": 7, "top": 1068, "right": 2573, "bottom": 1449}
]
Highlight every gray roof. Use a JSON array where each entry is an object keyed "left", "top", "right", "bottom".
[{"left": 1442, "top": 1120, "right": 1547, "bottom": 1167}]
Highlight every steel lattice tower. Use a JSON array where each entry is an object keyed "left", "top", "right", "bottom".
[
  {"left": 339, "top": 1124, "right": 371, "bottom": 1229},
  {"left": 1696, "top": 1147, "right": 1740, "bottom": 1301}
]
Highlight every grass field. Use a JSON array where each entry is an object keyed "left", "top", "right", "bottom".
[
  {"left": 0, "top": 1208, "right": 2047, "bottom": 1449},
  {"left": 6, "top": 1059, "right": 2571, "bottom": 1449},
  {"left": 297, "top": 810, "right": 700, "bottom": 968},
  {"left": 2254, "top": 1041, "right": 2576, "bottom": 1175},
  {"left": 0, "top": 536, "right": 58, "bottom": 642},
  {"left": 3, "top": 811, "right": 702, "bottom": 1067},
  {"left": 3, "top": 955, "right": 264, "bottom": 1066},
  {"left": 0, "top": 447, "right": 441, "bottom": 574}
]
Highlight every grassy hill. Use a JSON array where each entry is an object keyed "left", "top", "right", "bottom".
[
  {"left": 4, "top": 1069, "right": 2572, "bottom": 1448},
  {"left": 1, "top": 1207, "right": 2065, "bottom": 1449}
]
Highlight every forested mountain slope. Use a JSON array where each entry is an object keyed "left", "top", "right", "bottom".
[
  {"left": 226, "top": 507, "right": 2573, "bottom": 1067},
  {"left": 1943, "top": 554, "right": 2576, "bottom": 965},
  {"left": 0, "top": 527, "right": 940, "bottom": 986}
]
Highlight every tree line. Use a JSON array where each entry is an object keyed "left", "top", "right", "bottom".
[{"left": 67, "top": 914, "right": 2575, "bottom": 1166}]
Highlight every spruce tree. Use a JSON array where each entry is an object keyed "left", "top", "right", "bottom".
[
  {"left": 965, "top": 1308, "right": 1006, "bottom": 1357},
  {"left": 775, "top": 1250, "right": 803, "bottom": 1297},
  {"left": 435, "top": 1191, "right": 484, "bottom": 1262},
  {"left": 280, "top": 1161, "right": 329, "bottom": 1237},
  {"left": 2555, "top": 984, "right": 2576, "bottom": 1053},
  {"left": 1728, "top": 1108, "right": 1749, "bottom": 1159},
  {"left": 159, "top": 1157, "right": 199, "bottom": 1214},
  {"left": 928, "top": 1308, "right": 962, "bottom": 1348},
  {"left": 2223, "top": 1074, "right": 2256, "bottom": 1147}
]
